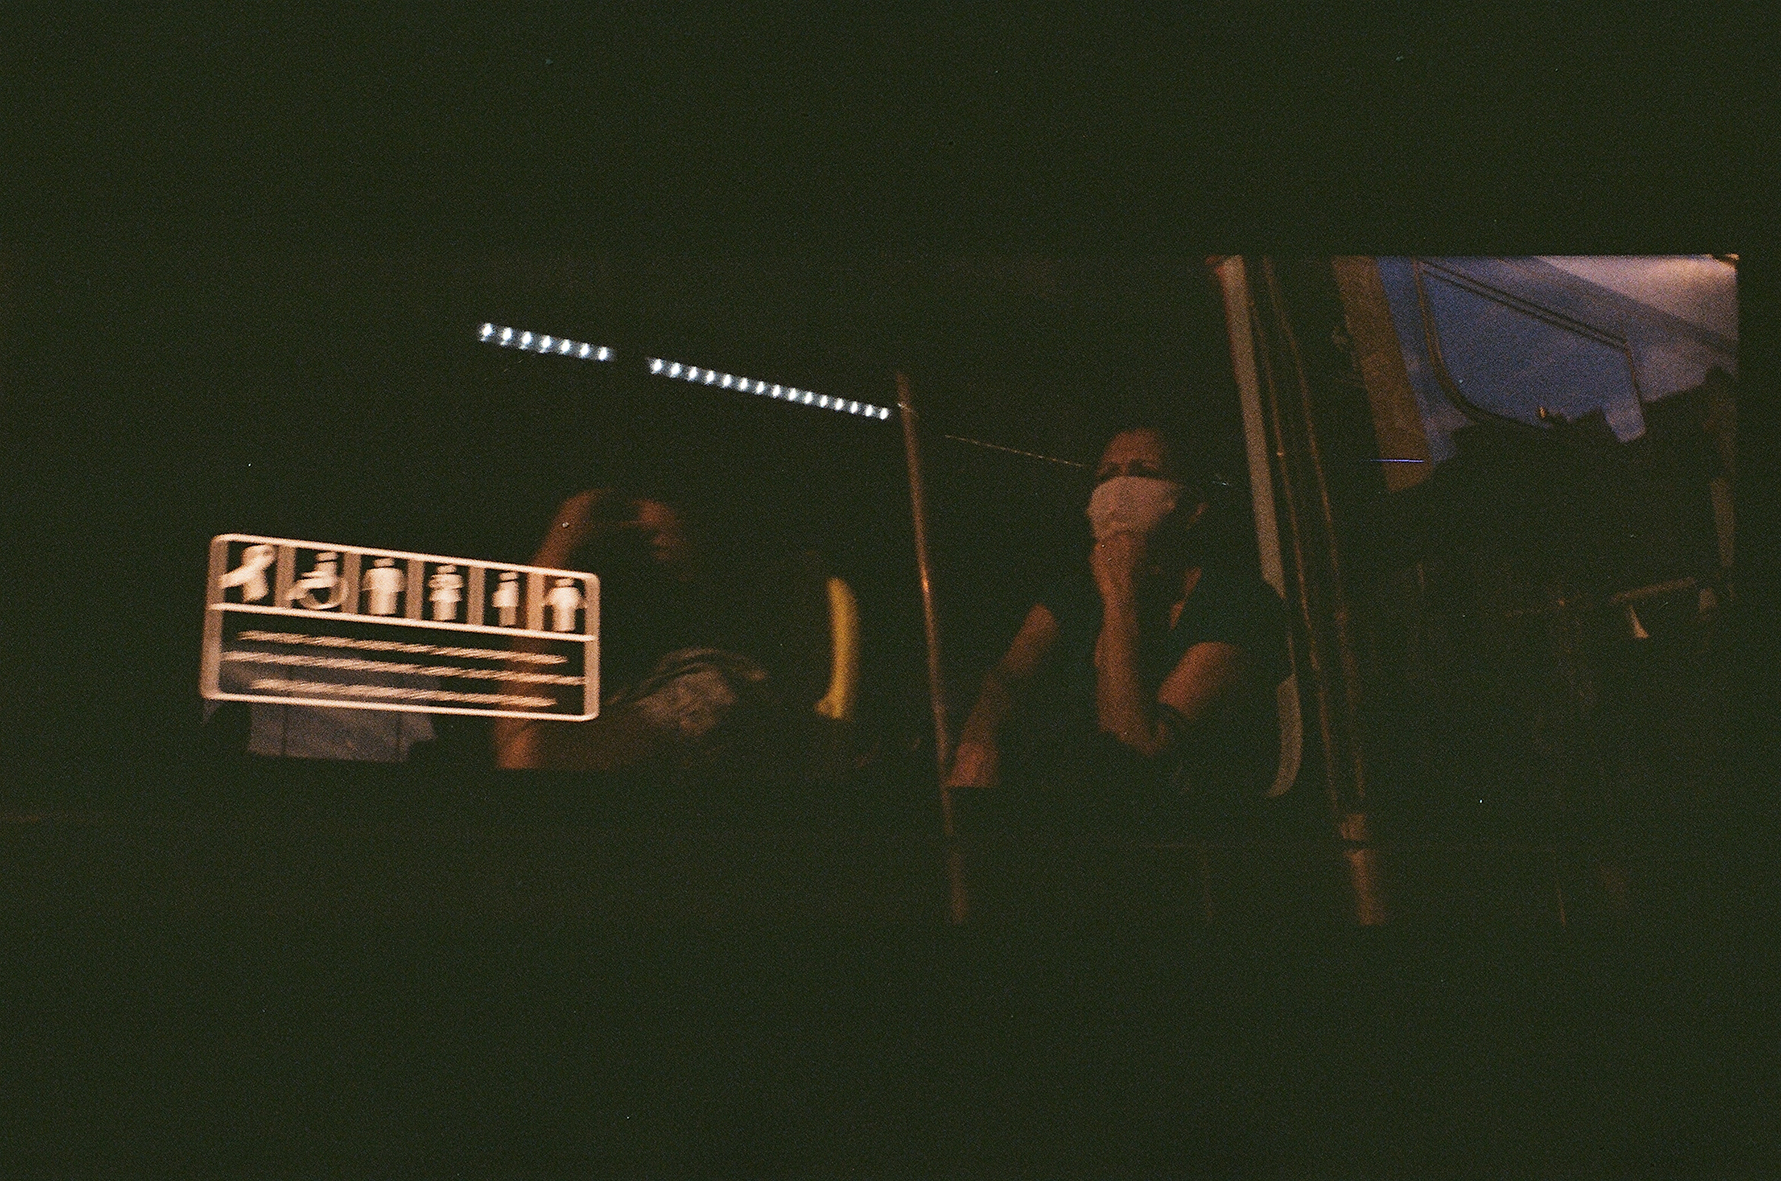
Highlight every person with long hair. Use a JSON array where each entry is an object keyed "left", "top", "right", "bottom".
[
  {"left": 945, "top": 424, "right": 1288, "bottom": 824},
  {"left": 491, "top": 483, "right": 829, "bottom": 778}
]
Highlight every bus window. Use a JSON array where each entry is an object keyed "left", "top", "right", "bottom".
[{"left": 1374, "top": 256, "right": 1737, "bottom": 460}]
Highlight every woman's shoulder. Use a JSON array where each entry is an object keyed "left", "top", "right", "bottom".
[
  {"left": 1186, "top": 563, "right": 1290, "bottom": 679},
  {"left": 1199, "top": 561, "right": 1285, "bottom": 611}
]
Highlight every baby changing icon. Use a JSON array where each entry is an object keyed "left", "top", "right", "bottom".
[{"left": 218, "top": 543, "right": 277, "bottom": 602}]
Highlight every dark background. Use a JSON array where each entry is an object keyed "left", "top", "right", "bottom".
[
  {"left": 2, "top": 7, "right": 1776, "bottom": 1175},
  {"left": 4, "top": 244, "right": 1246, "bottom": 784},
  {"left": 2, "top": 5, "right": 1761, "bottom": 783}
]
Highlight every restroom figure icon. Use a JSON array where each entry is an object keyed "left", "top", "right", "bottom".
[
  {"left": 429, "top": 565, "right": 464, "bottom": 622},
  {"left": 362, "top": 557, "right": 405, "bottom": 615},
  {"left": 546, "top": 578, "right": 584, "bottom": 632},
  {"left": 490, "top": 570, "right": 521, "bottom": 627},
  {"left": 219, "top": 543, "right": 277, "bottom": 602}
]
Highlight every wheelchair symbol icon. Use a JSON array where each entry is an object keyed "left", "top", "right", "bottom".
[{"left": 284, "top": 551, "right": 347, "bottom": 610}]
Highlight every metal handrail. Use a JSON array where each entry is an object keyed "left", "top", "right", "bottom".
[{"left": 1500, "top": 575, "right": 1704, "bottom": 620}]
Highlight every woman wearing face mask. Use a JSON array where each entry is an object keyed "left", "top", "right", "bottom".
[{"left": 944, "top": 425, "right": 1288, "bottom": 825}]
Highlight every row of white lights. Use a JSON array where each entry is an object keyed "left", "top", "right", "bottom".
[
  {"left": 479, "top": 322, "right": 613, "bottom": 362},
  {"left": 646, "top": 357, "right": 893, "bottom": 420},
  {"left": 476, "top": 321, "right": 891, "bottom": 421}
]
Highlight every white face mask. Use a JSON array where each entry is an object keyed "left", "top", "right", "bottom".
[{"left": 1086, "top": 475, "right": 1183, "bottom": 541}]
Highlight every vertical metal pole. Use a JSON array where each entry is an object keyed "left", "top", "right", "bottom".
[
  {"left": 1247, "top": 268, "right": 1347, "bottom": 823},
  {"left": 1263, "top": 258, "right": 1371, "bottom": 810},
  {"left": 1249, "top": 260, "right": 1387, "bottom": 924},
  {"left": 897, "top": 371, "right": 968, "bottom": 924},
  {"left": 898, "top": 372, "right": 954, "bottom": 779}
]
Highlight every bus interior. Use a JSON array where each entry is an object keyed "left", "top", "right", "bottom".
[{"left": 6, "top": 252, "right": 1747, "bottom": 927}]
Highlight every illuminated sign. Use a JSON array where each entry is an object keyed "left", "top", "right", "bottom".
[{"left": 201, "top": 535, "right": 599, "bottom": 720}]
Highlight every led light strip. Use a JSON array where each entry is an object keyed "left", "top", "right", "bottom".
[
  {"left": 646, "top": 357, "right": 893, "bottom": 420},
  {"left": 479, "top": 322, "right": 614, "bottom": 362}
]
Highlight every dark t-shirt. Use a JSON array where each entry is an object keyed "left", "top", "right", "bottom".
[
  {"left": 585, "top": 550, "right": 834, "bottom": 784},
  {"left": 601, "top": 551, "right": 831, "bottom": 709},
  {"left": 1023, "top": 560, "right": 1290, "bottom": 814}
]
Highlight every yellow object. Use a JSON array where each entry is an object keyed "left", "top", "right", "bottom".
[{"left": 814, "top": 576, "right": 860, "bottom": 722}]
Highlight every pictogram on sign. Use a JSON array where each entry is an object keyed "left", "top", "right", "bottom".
[{"left": 202, "top": 534, "right": 600, "bottom": 721}]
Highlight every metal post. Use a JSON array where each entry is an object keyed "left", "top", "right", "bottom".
[
  {"left": 1262, "top": 259, "right": 1372, "bottom": 812},
  {"left": 1248, "top": 259, "right": 1387, "bottom": 924},
  {"left": 897, "top": 371, "right": 968, "bottom": 923}
]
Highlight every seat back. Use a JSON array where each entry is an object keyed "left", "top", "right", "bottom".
[
  {"left": 814, "top": 576, "right": 860, "bottom": 723},
  {"left": 1266, "top": 672, "right": 1303, "bottom": 798}
]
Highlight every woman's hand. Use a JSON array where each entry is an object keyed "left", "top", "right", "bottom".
[
  {"left": 1090, "top": 529, "right": 1146, "bottom": 605},
  {"left": 944, "top": 737, "right": 1000, "bottom": 788}
]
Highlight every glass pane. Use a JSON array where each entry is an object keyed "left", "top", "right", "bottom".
[{"left": 1376, "top": 256, "right": 1737, "bottom": 460}]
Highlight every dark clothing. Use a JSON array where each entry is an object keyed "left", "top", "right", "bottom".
[
  {"left": 598, "top": 569, "right": 734, "bottom": 693},
  {"left": 1017, "top": 560, "right": 1289, "bottom": 825},
  {"left": 599, "top": 551, "right": 831, "bottom": 713},
  {"left": 565, "top": 551, "right": 833, "bottom": 783}
]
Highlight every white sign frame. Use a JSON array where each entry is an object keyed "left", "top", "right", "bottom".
[{"left": 201, "top": 534, "right": 600, "bottom": 721}]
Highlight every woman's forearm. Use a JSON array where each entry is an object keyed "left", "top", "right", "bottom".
[
  {"left": 946, "top": 604, "right": 1058, "bottom": 788},
  {"left": 491, "top": 707, "right": 669, "bottom": 771},
  {"left": 945, "top": 667, "right": 1015, "bottom": 786},
  {"left": 1094, "top": 602, "right": 1169, "bottom": 757},
  {"left": 491, "top": 716, "right": 540, "bottom": 768},
  {"left": 958, "top": 666, "right": 1016, "bottom": 748},
  {"left": 492, "top": 626, "right": 559, "bottom": 767}
]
